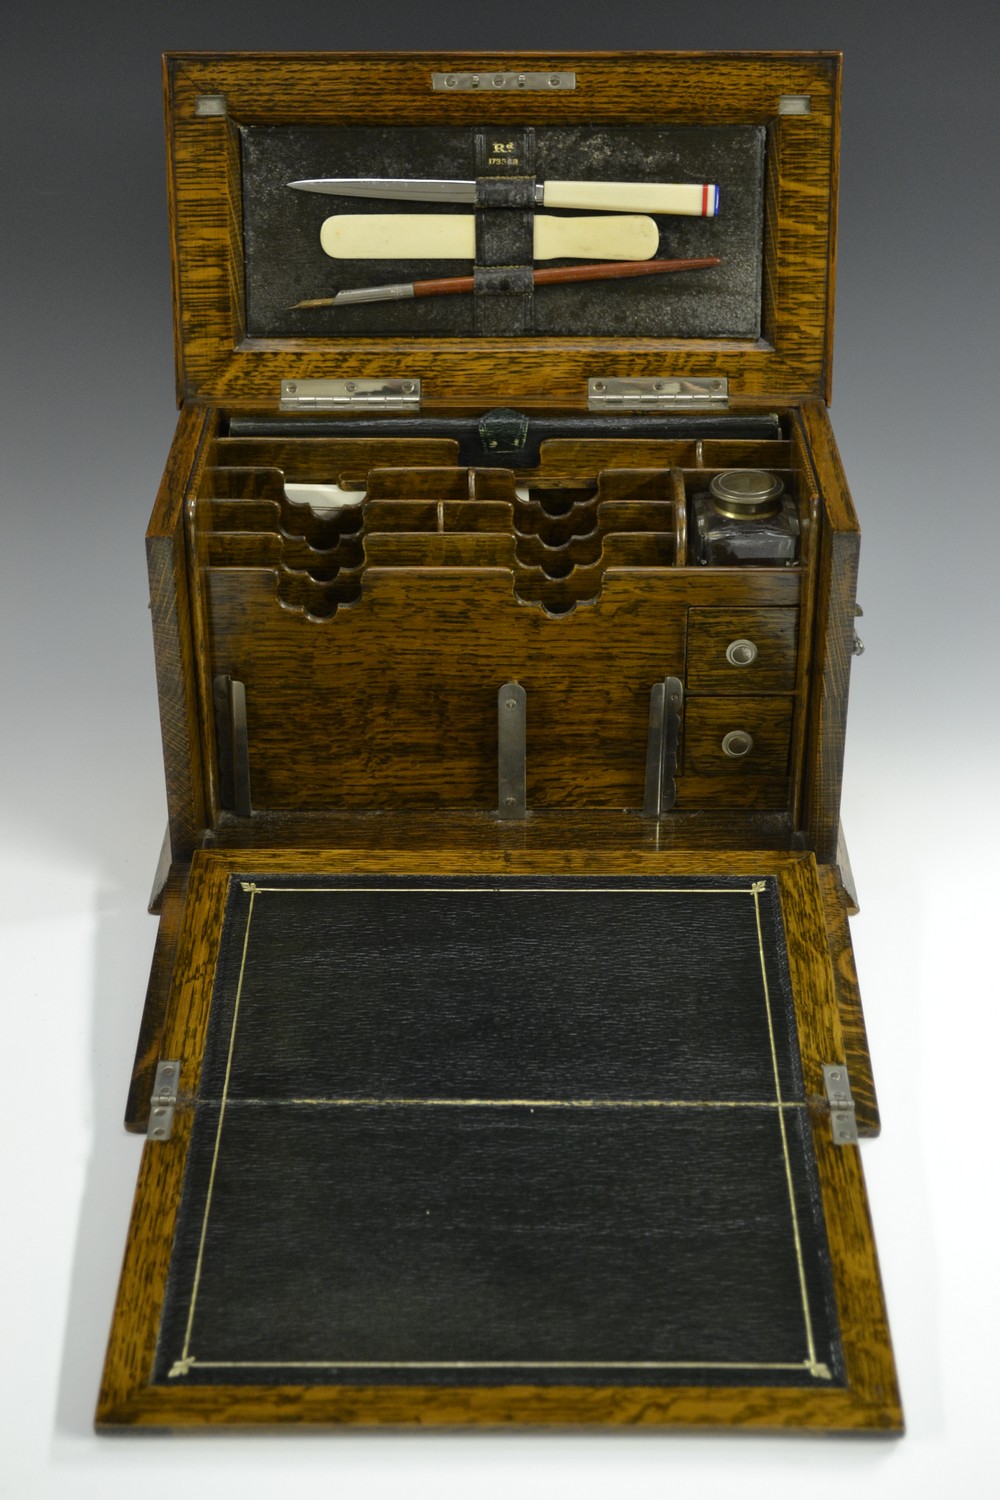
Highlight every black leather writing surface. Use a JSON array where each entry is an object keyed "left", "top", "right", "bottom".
[
  {"left": 200, "top": 877, "right": 803, "bottom": 1103},
  {"left": 153, "top": 875, "right": 843, "bottom": 1390}
]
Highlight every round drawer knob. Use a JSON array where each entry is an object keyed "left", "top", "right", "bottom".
[
  {"left": 726, "top": 638, "right": 758, "bottom": 667},
  {"left": 721, "top": 729, "right": 754, "bottom": 759}
]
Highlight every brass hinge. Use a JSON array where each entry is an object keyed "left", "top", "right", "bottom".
[
  {"left": 823, "top": 1063, "right": 859, "bottom": 1146},
  {"left": 147, "top": 1061, "right": 181, "bottom": 1141},
  {"left": 588, "top": 376, "right": 728, "bottom": 411},
  {"left": 279, "top": 378, "right": 421, "bottom": 412}
]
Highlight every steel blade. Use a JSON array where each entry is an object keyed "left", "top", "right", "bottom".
[{"left": 288, "top": 177, "right": 477, "bottom": 203}]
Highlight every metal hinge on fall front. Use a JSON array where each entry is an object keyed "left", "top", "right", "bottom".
[
  {"left": 823, "top": 1063, "right": 859, "bottom": 1146},
  {"left": 587, "top": 376, "right": 729, "bottom": 411},
  {"left": 279, "top": 378, "right": 421, "bottom": 412},
  {"left": 147, "top": 1061, "right": 181, "bottom": 1141}
]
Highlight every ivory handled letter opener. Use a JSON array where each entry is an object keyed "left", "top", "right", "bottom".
[
  {"left": 290, "top": 257, "right": 721, "bottom": 309},
  {"left": 291, "top": 177, "right": 720, "bottom": 217},
  {"left": 320, "top": 213, "right": 660, "bottom": 261}
]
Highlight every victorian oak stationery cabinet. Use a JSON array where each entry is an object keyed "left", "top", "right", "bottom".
[{"left": 97, "top": 51, "right": 902, "bottom": 1434}]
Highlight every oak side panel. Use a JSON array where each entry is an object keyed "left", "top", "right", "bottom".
[
  {"left": 786, "top": 414, "right": 822, "bottom": 832},
  {"left": 146, "top": 405, "right": 217, "bottom": 859},
  {"left": 798, "top": 403, "right": 860, "bottom": 863},
  {"left": 825, "top": 69, "right": 841, "bottom": 407}
]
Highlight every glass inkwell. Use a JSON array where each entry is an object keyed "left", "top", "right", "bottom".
[{"left": 691, "top": 469, "right": 800, "bottom": 566}]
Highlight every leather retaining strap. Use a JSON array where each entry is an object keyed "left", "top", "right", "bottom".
[{"left": 473, "top": 127, "right": 536, "bottom": 335}]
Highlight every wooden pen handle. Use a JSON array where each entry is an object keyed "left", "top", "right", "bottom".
[
  {"left": 532, "top": 257, "right": 719, "bottom": 285},
  {"left": 413, "top": 258, "right": 720, "bottom": 298}
]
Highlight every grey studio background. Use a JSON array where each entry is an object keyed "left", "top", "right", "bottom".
[{"left": 1, "top": 3, "right": 997, "bottom": 1497}]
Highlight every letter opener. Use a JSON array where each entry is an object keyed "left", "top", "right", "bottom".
[{"left": 291, "top": 177, "right": 720, "bottom": 216}]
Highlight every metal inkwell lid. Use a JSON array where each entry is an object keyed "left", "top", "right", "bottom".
[{"left": 709, "top": 469, "right": 785, "bottom": 519}]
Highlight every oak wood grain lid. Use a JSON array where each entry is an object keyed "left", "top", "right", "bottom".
[{"left": 163, "top": 52, "right": 839, "bottom": 410}]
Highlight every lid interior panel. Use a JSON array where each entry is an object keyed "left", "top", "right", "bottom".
[
  {"left": 163, "top": 52, "right": 840, "bottom": 406},
  {"left": 242, "top": 124, "right": 766, "bottom": 341}
]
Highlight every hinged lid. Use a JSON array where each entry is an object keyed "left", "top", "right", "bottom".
[{"left": 163, "top": 52, "right": 840, "bottom": 409}]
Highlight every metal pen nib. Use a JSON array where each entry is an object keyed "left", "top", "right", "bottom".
[{"left": 293, "top": 282, "right": 416, "bottom": 308}]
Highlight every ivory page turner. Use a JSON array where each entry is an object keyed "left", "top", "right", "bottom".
[
  {"left": 320, "top": 213, "right": 660, "bottom": 261},
  {"left": 291, "top": 177, "right": 721, "bottom": 217},
  {"left": 290, "top": 256, "right": 721, "bottom": 308}
]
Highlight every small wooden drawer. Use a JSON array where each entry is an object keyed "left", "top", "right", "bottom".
[
  {"left": 683, "top": 697, "right": 794, "bottom": 776},
  {"left": 686, "top": 608, "right": 798, "bottom": 693}
]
